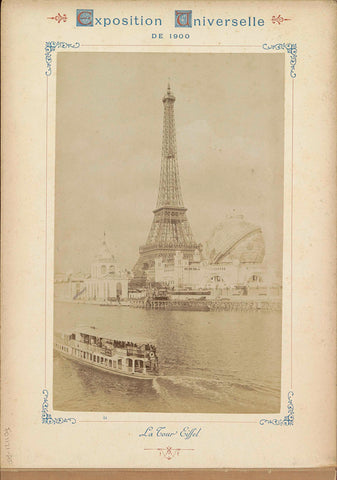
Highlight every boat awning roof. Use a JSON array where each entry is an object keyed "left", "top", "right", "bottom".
[{"left": 70, "top": 325, "right": 156, "bottom": 345}]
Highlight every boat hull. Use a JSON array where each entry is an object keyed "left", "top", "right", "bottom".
[{"left": 54, "top": 346, "right": 157, "bottom": 381}]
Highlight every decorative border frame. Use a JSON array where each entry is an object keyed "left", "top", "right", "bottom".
[
  {"left": 42, "top": 40, "right": 296, "bottom": 442},
  {"left": 42, "top": 389, "right": 76, "bottom": 424},
  {"left": 44, "top": 41, "right": 297, "bottom": 78},
  {"left": 262, "top": 43, "right": 297, "bottom": 78},
  {"left": 41, "top": 390, "right": 295, "bottom": 427},
  {"left": 45, "top": 41, "right": 80, "bottom": 76},
  {"left": 259, "top": 391, "right": 294, "bottom": 426}
]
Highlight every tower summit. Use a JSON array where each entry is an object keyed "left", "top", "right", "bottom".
[
  {"left": 156, "top": 82, "right": 184, "bottom": 209},
  {"left": 133, "top": 84, "right": 199, "bottom": 281}
]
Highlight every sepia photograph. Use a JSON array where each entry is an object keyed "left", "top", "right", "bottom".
[{"left": 53, "top": 52, "right": 284, "bottom": 413}]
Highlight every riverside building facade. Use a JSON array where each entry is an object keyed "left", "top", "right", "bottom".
[{"left": 154, "top": 215, "right": 281, "bottom": 294}]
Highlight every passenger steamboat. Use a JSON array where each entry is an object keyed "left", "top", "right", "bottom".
[{"left": 54, "top": 326, "right": 159, "bottom": 380}]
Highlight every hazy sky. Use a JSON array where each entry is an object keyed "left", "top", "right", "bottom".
[{"left": 55, "top": 52, "right": 284, "bottom": 273}]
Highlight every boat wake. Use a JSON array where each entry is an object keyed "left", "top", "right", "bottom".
[
  {"left": 152, "top": 373, "right": 280, "bottom": 411},
  {"left": 153, "top": 374, "right": 231, "bottom": 405}
]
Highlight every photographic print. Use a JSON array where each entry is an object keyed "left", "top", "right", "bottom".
[
  {"left": 53, "top": 52, "right": 284, "bottom": 413},
  {"left": 3, "top": 0, "right": 337, "bottom": 472}
]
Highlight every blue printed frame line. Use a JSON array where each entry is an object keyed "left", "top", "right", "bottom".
[
  {"left": 41, "top": 389, "right": 294, "bottom": 426},
  {"left": 259, "top": 391, "right": 294, "bottom": 426},
  {"left": 43, "top": 40, "right": 296, "bottom": 426},
  {"left": 44, "top": 41, "right": 297, "bottom": 78},
  {"left": 42, "top": 389, "right": 77, "bottom": 424},
  {"left": 262, "top": 43, "right": 297, "bottom": 78},
  {"left": 45, "top": 41, "right": 80, "bottom": 76}
]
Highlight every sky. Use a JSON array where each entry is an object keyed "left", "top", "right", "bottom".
[{"left": 54, "top": 52, "right": 284, "bottom": 273}]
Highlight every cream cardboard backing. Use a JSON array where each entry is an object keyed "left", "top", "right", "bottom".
[{"left": 1, "top": 0, "right": 336, "bottom": 469}]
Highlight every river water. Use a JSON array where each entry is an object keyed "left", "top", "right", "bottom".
[{"left": 53, "top": 302, "right": 281, "bottom": 413}]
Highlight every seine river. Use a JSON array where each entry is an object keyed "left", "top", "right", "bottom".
[{"left": 53, "top": 302, "right": 281, "bottom": 414}]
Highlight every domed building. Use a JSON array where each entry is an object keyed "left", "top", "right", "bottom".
[
  {"left": 90, "top": 236, "right": 118, "bottom": 279},
  {"left": 203, "top": 215, "right": 267, "bottom": 289},
  {"left": 85, "top": 234, "right": 128, "bottom": 301},
  {"left": 204, "top": 215, "right": 265, "bottom": 265}
]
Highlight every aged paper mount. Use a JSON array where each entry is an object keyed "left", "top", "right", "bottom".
[{"left": 1, "top": 0, "right": 336, "bottom": 472}]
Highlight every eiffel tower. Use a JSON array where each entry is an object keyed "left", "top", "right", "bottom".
[{"left": 133, "top": 83, "right": 199, "bottom": 280}]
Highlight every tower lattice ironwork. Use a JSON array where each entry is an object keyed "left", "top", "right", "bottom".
[{"left": 133, "top": 84, "right": 199, "bottom": 280}]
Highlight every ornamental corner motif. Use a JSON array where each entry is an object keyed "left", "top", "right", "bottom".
[
  {"left": 41, "top": 389, "right": 76, "bottom": 424},
  {"left": 45, "top": 41, "right": 80, "bottom": 76},
  {"left": 259, "top": 390, "right": 294, "bottom": 426},
  {"left": 145, "top": 446, "right": 194, "bottom": 460},
  {"left": 262, "top": 43, "right": 297, "bottom": 78}
]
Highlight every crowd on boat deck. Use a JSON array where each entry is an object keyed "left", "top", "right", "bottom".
[
  {"left": 113, "top": 340, "right": 156, "bottom": 352},
  {"left": 113, "top": 340, "right": 137, "bottom": 348}
]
